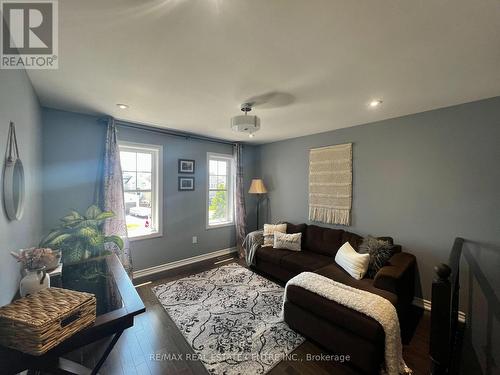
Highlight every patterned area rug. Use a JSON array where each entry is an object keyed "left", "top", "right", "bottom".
[{"left": 152, "top": 263, "right": 304, "bottom": 374}]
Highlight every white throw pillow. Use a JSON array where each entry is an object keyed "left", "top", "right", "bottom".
[
  {"left": 274, "top": 231, "right": 302, "bottom": 251},
  {"left": 263, "top": 224, "right": 287, "bottom": 247},
  {"left": 334, "top": 242, "right": 370, "bottom": 280}
]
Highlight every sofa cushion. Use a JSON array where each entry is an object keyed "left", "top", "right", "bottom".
[
  {"left": 341, "top": 231, "right": 364, "bottom": 251},
  {"left": 285, "top": 285, "right": 387, "bottom": 345},
  {"left": 255, "top": 246, "right": 293, "bottom": 265},
  {"left": 254, "top": 259, "right": 297, "bottom": 283},
  {"left": 305, "top": 225, "right": 344, "bottom": 256},
  {"left": 286, "top": 222, "right": 307, "bottom": 235},
  {"left": 284, "top": 299, "right": 384, "bottom": 375},
  {"left": 281, "top": 252, "right": 333, "bottom": 273},
  {"left": 315, "top": 262, "right": 397, "bottom": 305}
]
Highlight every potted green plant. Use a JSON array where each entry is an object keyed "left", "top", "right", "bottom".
[{"left": 39, "top": 205, "right": 124, "bottom": 264}]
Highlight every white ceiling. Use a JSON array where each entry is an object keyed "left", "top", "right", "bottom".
[{"left": 28, "top": 0, "right": 500, "bottom": 143}]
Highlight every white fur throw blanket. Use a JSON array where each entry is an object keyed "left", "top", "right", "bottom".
[{"left": 283, "top": 272, "right": 412, "bottom": 375}]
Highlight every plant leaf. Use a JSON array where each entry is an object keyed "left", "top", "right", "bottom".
[
  {"left": 77, "top": 226, "right": 99, "bottom": 239},
  {"left": 39, "top": 229, "right": 63, "bottom": 247},
  {"left": 61, "top": 210, "right": 84, "bottom": 222},
  {"left": 73, "top": 219, "right": 100, "bottom": 229},
  {"left": 85, "top": 205, "right": 102, "bottom": 220},
  {"left": 96, "top": 211, "right": 115, "bottom": 221},
  {"left": 88, "top": 234, "right": 104, "bottom": 248},
  {"left": 104, "top": 235, "right": 124, "bottom": 250},
  {"left": 64, "top": 246, "right": 85, "bottom": 263},
  {"left": 45, "top": 233, "right": 72, "bottom": 248}
]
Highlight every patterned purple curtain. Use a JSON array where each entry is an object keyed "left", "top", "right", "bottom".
[
  {"left": 102, "top": 118, "right": 132, "bottom": 276},
  {"left": 234, "top": 143, "right": 248, "bottom": 259}
]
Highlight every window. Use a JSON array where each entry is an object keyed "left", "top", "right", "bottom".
[
  {"left": 207, "top": 153, "right": 234, "bottom": 228},
  {"left": 119, "top": 142, "right": 162, "bottom": 240}
]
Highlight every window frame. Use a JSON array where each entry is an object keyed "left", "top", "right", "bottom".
[
  {"left": 206, "top": 152, "right": 235, "bottom": 230},
  {"left": 119, "top": 141, "right": 163, "bottom": 241}
]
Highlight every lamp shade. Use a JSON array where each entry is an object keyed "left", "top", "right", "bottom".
[{"left": 248, "top": 179, "right": 267, "bottom": 194}]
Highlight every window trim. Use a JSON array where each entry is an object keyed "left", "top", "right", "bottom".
[
  {"left": 206, "top": 152, "right": 235, "bottom": 230},
  {"left": 119, "top": 141, "right": 163, "bottom": 241}
]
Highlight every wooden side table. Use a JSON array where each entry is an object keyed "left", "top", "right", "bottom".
[{"left": 0, "top": 254, "right": 145, "bottom": 375}]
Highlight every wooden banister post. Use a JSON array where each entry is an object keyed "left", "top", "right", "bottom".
[{"left": 430, "top": 263, "right": 452, "bottom": 375}]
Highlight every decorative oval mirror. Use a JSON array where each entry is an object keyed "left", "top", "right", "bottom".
[{"left": 3, "top": 122, "right": 25, "bottom": 221}]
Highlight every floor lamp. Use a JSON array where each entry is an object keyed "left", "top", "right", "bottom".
[{"left": 248, "top": 179, "right": 267, "bottom": 230}]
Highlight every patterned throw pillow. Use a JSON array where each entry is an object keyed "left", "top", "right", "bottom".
[
  {"left": 273, "top": 231, "right": 302, "bottom": 251},
  {"left": 262, "top": 224, "right": 287, "bottom": 247},
  {"left": 358, "top": 236, "right": 395, "bottom": 278}
]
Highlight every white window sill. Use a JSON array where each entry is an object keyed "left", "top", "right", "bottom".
[
  {"left": 128, "top": 232, "right": 163, "bottom": 242},
  {"left": 206, "top": 222, "right": 235, "bottom": 230}
]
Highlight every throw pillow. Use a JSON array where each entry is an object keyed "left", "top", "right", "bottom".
[
  {"left": 358, "top": 236, "right": 395, "bottom": 278},
  {"left": 273, "top": 231, "right": 302, "bottom": 251},
  {"left": 334, "top": 242, "right": 370, "bottom": 280},
  {"left": 262, "top": 223, "right": 287, "bottom": 247},
  {"left": 285, "top": 222, "right": 307, "bottom": 248}
]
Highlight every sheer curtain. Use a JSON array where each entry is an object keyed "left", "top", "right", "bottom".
[
  {"left": 101, "top": 117, "right": 133, "bottom": 276},
  {"left": 234, "top": 143, "right": 247, "bottom": 258}
]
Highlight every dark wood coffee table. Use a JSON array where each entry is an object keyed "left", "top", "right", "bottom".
[{"left": 0, "top": 253, "right": 145, "bottom": 375}]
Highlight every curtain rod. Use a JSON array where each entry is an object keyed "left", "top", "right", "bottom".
[{"left": 100, "top": 117, "right": 239, "bottom": 146}]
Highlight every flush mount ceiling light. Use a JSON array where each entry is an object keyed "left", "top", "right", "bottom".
[
  {"left": 116, "top": 103, "right": 129, "bottom": 109},
  {"left": 369, "top": 99, "right": 383, "bottom": 108},
  {"left": 231, "top": 103, "right": 260, "bottom": 138}
]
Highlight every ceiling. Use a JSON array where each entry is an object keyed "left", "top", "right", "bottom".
[{"left": 28, "top": 0, "right": 500, "bottom": 143}]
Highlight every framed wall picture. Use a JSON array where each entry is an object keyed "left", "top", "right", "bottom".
[
  {"left": 178, "top": 176, "right": 195, "bottom": 191},
  {"left": 178, "top": 159, "right": 195, "bottom": 174}
]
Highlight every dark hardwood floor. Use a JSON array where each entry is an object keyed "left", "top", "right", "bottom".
[{"left": 63, "top": 256, "right": 431, "bottom": 375}]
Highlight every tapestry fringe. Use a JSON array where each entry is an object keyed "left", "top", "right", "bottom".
[{"left": 309, "top": 207, "right": 350, "bottom": 226}]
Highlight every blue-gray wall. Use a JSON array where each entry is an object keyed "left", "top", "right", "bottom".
[
  {"left": 42, "top": 109, "right": 258, "bottom": 271},
  {"left": 42, "top": 110, "right": 105, "bottom": 227},
  {"left": 257, "top": 97, "right": 500, "bottom": 302},
  {"left": 0, "top": 69, "right": 43, "bottom": 306}
]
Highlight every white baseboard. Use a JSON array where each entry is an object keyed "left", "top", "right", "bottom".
[
  {"left": 413, "top": 297, "right": 466, "bottom": 323},
  {"left": 133, "top": 247, "right": 237, "bottom": 279}
]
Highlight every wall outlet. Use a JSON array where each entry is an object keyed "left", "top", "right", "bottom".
[{"left": 192, "top": 236, "right": 198, "bottom": 244}]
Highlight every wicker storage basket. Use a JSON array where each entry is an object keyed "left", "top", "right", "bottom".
[{"left": 0, "top": 287, "right": 96, "bottom": 355}]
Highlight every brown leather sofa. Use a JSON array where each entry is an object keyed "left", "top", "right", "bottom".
[{"left": 252, "top": 222, "right": 416, "bottom": 374}]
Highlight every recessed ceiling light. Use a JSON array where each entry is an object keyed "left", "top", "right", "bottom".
[
  {"left": 369, "top": 99, "right": 383, "bottom": 108},
  {"left": 248, "top": 133, "right": 255, "bottom": 138},
  {"left": 116, "top": 103, "right": 129, "bottom": 109}
]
